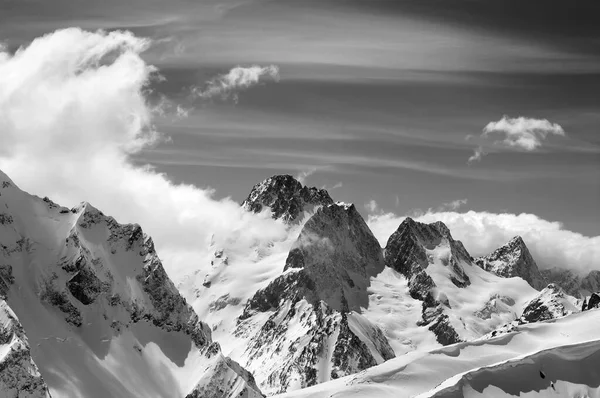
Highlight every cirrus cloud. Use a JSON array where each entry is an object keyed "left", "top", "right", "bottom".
[
  {"left": 192, "top": 64, "right": 280, "bottom": 103},
  {"left": 467, "top": 116, "right": 567, "bottom": 163}
]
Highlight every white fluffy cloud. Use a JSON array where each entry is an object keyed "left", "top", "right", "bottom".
[
  {"left": 468, "top": 116, "right": 566, "bottom": 163},
  {"left": 0, "top": 28, "right": 290, "bottom": 281},
  {"left": 193, "top": 64, "right": 280, "bottom": 103},
  {"left": 368, "top": 211, "right": 600, "bottom": 275}
]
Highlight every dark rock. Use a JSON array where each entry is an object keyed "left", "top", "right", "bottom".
[
  {"left": 428, "top": 314, "right": 462, "bottom": 346},
  {"left": 476, "top": 236, "right": 545, "bottom": 290},
  {"left": 67, "top": 266, "right": 104, "bottom": 305},
  {"left": 242, "top": 175, "right": 334, "bottom": 223},
  {"left": 587, "top": 293, "right": 600, "bottom": 310}
]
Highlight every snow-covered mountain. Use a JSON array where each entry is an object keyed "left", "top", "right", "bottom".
[
  {"left": 274, "top": 309, "right": 600, "bottom": 398},
  {"left": 2, "top": 170, "right": 596, "bottom": 397},
  {"left": 234, "top": 202, "right": 395, "bottom": 394},
  {"left": 242, "top": 175, "right": 333, "bottom": 223},
  {"left": 521, "top": 283, "right": 580, "bottom": 323},
  {"left": 0, "top": 170, "right": 262, "bottom": 398},
  {"left": 475, "top": 236, "right": 546, "bottom": 290}
]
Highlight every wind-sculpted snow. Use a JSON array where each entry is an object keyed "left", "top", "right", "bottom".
[
  {"left": 0, "top": 169, "right": 262, "bottom": 398},
  {"left": 274, "top": 310, "right": 600, "bottom": 398},
  {"left": 475, "top": 236, "right": 546, "bottom": 290},
  {"left": 425, "top": 339, "right": 600, "bottom": 397}
]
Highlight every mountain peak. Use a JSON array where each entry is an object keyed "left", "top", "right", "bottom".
[
  {"left": 507, "top": 235, "right": 526, "bottom": 248},
  {"left": 521, "top": 283, "right": 579, "bottom": 323},
  {"left": 475, "top": 236, "right": 545, "bottom": 290},
  {"left": 242, "top": 174, "right": 334, "bottom": 223}
]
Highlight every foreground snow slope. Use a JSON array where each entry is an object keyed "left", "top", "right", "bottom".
[
  {"left": 0, "top": 170, "right": 262, "bottom": 398},
  {"left": 275, "top": 309, "right": 600, "bottom": 398}
]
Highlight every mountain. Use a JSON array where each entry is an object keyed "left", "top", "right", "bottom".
[
  {"left": 384, "top": 218, "right": 471, "bottom": 345},
  {"left": 0, "top": 170, "right": 262, "bottom": 398},
  {"left": 0, "top": 299, "right": 51, "bottom": 397},
  {"left": 234, "top": 203, "right": 395, "bottom": 394},
  {"left": 475, "top": 236, "right": 546, "bottom": 290},
  {"left": 542, "top": 267, "right": 600, "bottom": 298},
  {"left": 273, "top": 309, "right": 600, "bottom": 398},
  {"left": 521, "top": 283, "right": 580, "bottom": 323},
  {"left": 242, "top": 175, "right": 333, "bottom": 223},
  {"left": 382, "top": 218, "right": 541, "bottom": 348}
]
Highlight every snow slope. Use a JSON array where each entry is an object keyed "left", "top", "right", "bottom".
[
  {"left": 0, "top": 169, "right": 262, "bottom": 398},
  {"left": 275, "top": 309, "right": 600, "bottom": 398}
]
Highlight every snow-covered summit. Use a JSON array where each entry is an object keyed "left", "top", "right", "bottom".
[
  {"left": 475, "top": 235, "right": 546, "bottom": 290},
  {"left": 235, "top": 202, "right": 393, "bottom": 394},
  {"left": 242, "top": 175, "right": 334, "bottom": 223},
  {"left": 383, "top": 218, "right": 473, "bottom": 345},
  {"left": 521, "top": 283, "right": 580, "bottom": 323},
  {"left": 0, "top": 170, "right": 263, "bottom": 398}
]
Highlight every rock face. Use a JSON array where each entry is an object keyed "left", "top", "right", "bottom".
[
  {"left": 583, "top": 293, "right": 600, "bottom": 311},
  {"left": 475, "top": 236, "right": 546, "bottom": 290},
  {"left": 0, "top": 169, "right": 262, "bottom": 398},
  {"left": 541, "top": 268, "right": 600, "bottom": 298},
  {"left": 0, "top": 299, "right": 51, "bottom": 398},
  {"left": 237, "top": 203, "right": 394, "bottom": 394},
  {"left": 384, "top": 217, "right": 472, "bottom": 345},
  {"left": 521, "top": 284, "right": 580, "bottom": 323},
  {"left": 242, "top": 175, "right": 334, "bottom": 223},
  {"left": 581, "top": 271, "right": 600, "bottom": 295}
]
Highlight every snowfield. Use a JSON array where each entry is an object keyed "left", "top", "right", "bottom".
[{"left": 275, "top": 309, "right": 600, "bottom": 398}]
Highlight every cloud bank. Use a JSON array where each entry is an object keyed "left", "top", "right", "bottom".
[
  {"left": 0, "top": 28, "right": 290, "bottom": 281},
  {"left": 468, "top": 116, "right": 566, "bottom": 163},
  {"left": 368, "top": 211, "right": 600, "bottom": 275},
  {"left": 193, "top": 64, "right": 280, "bottom": 103}
]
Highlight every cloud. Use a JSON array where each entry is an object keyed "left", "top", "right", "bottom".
[
  {"left": 0, "top": 28, "right": 292, "bottom": 281},
  {"left": 467, "top": 146, "right": 485, "bottom": 164},
  {"left": 439, "top": 199, "right": 468, "bottom": 212},
  {"left": 296, "top": 168, "right": 317, "bottom": 185},
  {"left": 368, "top": 211, "right": 600, "bottom": 275},
  {"left": 192, "top": 64, "right": 280, "bottom": 103},
  {"left": 364, "top": 200, "right": 379, "bottom": 213},
  {"left": 467, "top": 116, "right": 566, "bottom": 163}
]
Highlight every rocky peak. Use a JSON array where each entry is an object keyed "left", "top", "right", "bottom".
[
  {"left": 384, "top": 218, "right": 474, "bottom": 346},
  {"left": 242, "top": 175, "right": 334, "bottom": 223},
  {"left": 236, "top": 203, "right": 394, "bottom": 393},
  {"left": 385, "top": 218, "right": 471, "bottom": 288},
  {"left": 475, "top": 236, "right": 545, "bottom": 290},
  {"left": 521, "top": 283, "right": 580, "bottom": 323},
  {"left": 246, "top": 202, "right": 384, "bottom": 314}
]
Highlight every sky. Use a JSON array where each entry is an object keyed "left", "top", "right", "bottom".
[{"left": 0, "top": 0, "right": 598, "bottom": 274}]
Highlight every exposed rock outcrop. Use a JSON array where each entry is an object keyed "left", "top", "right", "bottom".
[
  {"left": 521, "top": 284, "right": 579, "bottom": 323},
  {"left": 242, "top": 175, "right": 333, "bottom": 223},
  {"left": 237, "top": 203, "right": 393, "bottom": 393},
  {"left": 475, "top": 236, "right": 545, "bottom": 290},
  {"left": 384, "top": 217, "right": 472, "bottom": 345},
  {"left": 0, "top": 300, "right": 51, "bottom": 398}
]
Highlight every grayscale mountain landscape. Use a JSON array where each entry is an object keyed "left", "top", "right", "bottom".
[{"left": 0, "top": 0, "right": 599, "bottom": 397}]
